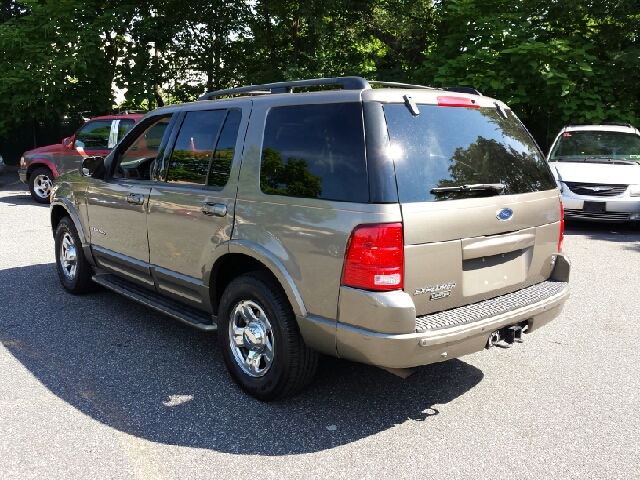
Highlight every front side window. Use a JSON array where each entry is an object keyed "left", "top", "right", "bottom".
[
  {"left": 383, "top": 104, "right": 556, "bottom": 202},
  {"left": 166, "top": 110, "right": 227, "bottom": 185},
  {"left": 549, "top": 130, "right": 640, "bottom": 163},
  {"left": 75, "top": 120, "right": 113, "bottom": 149},
  {"left": 260, "top": 103, "right": 369, "bottom": 202},
  {"left": 113, "top": 117, "right": 171, "bottom": 180}
]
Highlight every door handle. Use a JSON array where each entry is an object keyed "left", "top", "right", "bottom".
[
  {"left": 201, "top": 203, "right": 227, "bottom": 217},
  {"left": 126, "top": 193, "right": 145, "bottom": 205}
]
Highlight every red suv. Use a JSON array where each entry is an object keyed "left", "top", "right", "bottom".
[{"left": 19, "top": 113, "right": 143, "bottom": 203}]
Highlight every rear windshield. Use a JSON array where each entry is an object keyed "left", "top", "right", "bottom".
[
  {"left": 549, "top": 130, "right": 640, "bottom": 162},
  {"left": 383, "top": 104, "right": 556, "bottom": 202}
]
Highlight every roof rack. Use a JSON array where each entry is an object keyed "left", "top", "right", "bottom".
[
  {"left": 198, "top": 76, "right": 482, "bottom": 101},
  {"left": 442, "top": 86, "right": 482, "bottom": 96},
  {"left": 600, "top": 122, "right": 633, "bottom": 128},
  {"left": 198, "top": 77, "right": 370, "bottom": 100},
  {"left": 368, "top": 80, "right": 435, "bottom": 90},
  {"left": 117, "top": 110, "right": 146, "bottom": 115}
]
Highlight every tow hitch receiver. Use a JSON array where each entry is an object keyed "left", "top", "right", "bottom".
[{"left": 486, "top": 324, "right": 526, "bottom": 349}]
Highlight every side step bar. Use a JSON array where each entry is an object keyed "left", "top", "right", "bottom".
[{"left": 92, "top": 274, "right": 217, "bottom": 331}]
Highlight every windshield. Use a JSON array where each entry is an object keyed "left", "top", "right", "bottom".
[
  {"left": 383, "top": 104, "right": 556, "bottom": 202},
  {"left": 549, "top": 130, "right": 640, "bottom": 162}
]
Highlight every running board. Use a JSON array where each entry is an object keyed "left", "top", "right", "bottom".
[{"left": 92, "top": 274, "right": 217, "bottom": 331}]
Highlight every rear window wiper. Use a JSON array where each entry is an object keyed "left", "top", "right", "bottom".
[{"left": 430, "top": 183, "right": 505, "bottom": 194}]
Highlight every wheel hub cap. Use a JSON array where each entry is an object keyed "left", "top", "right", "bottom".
[
  {"left": 243, "top": 323, "right": 266, "bottom": 352},
  {"left": 59, "top": 232, "right": 77, "bottom": 280},
  {"left": 229, "top": 300, "right": 274, "bottom": 377},
  {"left": 34, "top": 174, "right": 52, "bottom": 199}
]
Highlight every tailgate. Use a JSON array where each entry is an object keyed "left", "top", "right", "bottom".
[
  {"left": 402, "top": 191, "right": 561, "bottom": 316},
  {"left": 376, "top": 92, "right": 561, "bottom": 316}
]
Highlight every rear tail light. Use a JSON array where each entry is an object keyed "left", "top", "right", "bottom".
[
  {"left": 558, "top": 202, "right": 565, "bottom": 252},
  {"left": 437, "top": 96, "right": 480, "bottom": 108},
  {"left": 341, "top": 223, "right": 404, "bottom": 291}
]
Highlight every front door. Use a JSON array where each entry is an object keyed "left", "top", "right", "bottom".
[
  {"left": 86, "top": 114, "right": 174, "bottom": 287},
  {"left": 147, "top": 105, "right": 247, "bottom": 310}
]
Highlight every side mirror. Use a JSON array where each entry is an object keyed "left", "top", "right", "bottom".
[
  {"left": 81, "top": 156, "right": 105, "bottom": 178},
  {"left": 63, "top": 136, "right": 73, "bottom": 148}
]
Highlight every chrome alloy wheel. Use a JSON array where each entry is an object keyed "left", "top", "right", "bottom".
[
  {"left": 229, "top": 300, "right": 275, "bottom": 377},
  {"left": 33, "top": 173, "right": 53, "bottom": 199},
  {"left": 59, "top": 232, "right": 77, "bottom": 281}
]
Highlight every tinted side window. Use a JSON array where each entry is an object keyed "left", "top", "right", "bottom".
[
  {"left": 118, "top": 119, "right": 135, "bottom": 142},
  {"left": 208, "top": 109, "right": 241, "bottom": 188},
  {"left": 167, "top": 110, "right": 226, "bottom": 185},
  {"left": 260, "top": 103, "right": 368, "bottom": 202},
  {"left": 114, "top": 117, "right": 171, "bottom": 180},
  {"left": 108, "top": 119, "right": 136, "bottom": 148},
  {"left": 75, "top": 120, "right": 113, "bottom": 149}
]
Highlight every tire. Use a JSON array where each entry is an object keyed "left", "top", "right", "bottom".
[
  {"left": 54, "top": 216, "right": 95, "bottom": 294},
  {"left": 29, "top": 166, "right": 54, "bottom": 203},
  {"left": 217, "top": 272, "right": 319, "bottom": 401}
]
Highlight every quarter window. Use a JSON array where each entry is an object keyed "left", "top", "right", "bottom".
[{"left": 260, "top": 103, "right": 369, "bottom": 202}]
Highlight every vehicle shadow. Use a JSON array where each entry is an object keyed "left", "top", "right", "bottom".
[
  {"left": 565, "top": 220, "right": 640, "bottom": 252},
  {"left": 0, "top": 264, "right": 483, "bottom": 455},
  {"left": 0, "top": 193, "right": 47, "bottom": 207}
]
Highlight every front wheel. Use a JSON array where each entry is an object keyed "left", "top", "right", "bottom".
[
  {"left": 217, "top": 272, "right": 318, "bottom": 401},
  {"left": 55, "top": 217, "right": 95, "bottom": 294},
  {"left": 29, "top": 166, "right": 54, "bottom": 203}
]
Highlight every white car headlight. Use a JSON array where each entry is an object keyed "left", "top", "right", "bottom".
[
  {"left": 556, "top": 180, "right": 564, "bottom": 193},
  {"left": 629, "top": 185, "right": 640, "bottom": 197}
]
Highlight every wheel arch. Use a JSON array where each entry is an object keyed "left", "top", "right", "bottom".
[
  {"left": 210, "top": 240, "right": 307, "bottom": 318},
  {"left": 50, "top": 200, "right": 88, "bottom": 246},
  {"left": 27, "top": 159, "right": 59, "bottom": 179}
]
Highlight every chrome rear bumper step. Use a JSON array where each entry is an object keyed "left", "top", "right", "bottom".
[
  {"left": 415, "top": 280, "right": 568, "bottom": 332},
  {"left": 92, "top": 274, "right": 217, "bottom": 331}
]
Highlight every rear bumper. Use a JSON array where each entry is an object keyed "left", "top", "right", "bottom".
[{"left": 335, "top": 283, "right": 569, "bottom": 368}]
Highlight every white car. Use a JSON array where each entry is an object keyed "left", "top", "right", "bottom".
[{"left": 547, "top": 123, "right": 640, "bottom": 222}]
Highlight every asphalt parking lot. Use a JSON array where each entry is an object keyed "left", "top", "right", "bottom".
[{"left": 1, "top": 170, "right": 639, "bottom": 479}]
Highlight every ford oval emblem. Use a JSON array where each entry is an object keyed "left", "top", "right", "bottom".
[{"left": 496, "top": 208, "right": 514, "bottom": 221}]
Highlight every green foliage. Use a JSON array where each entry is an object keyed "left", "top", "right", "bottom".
[
  {"left": 417, "top": 0, "right": 640, "bottom": 149},
  {"left": 0, "top": 0, "right": 638, "bottom": 152}
]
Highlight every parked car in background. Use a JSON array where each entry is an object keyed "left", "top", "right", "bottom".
[
  {"left": 0, "top": 154, "right": 6, "bottom": 175},
  {"left": 547, "top": 123, "right": 640, "bottom": 222},
  {"left": 50, "top": 77, "right": 569, "bottom": 400},
  {"left": 19, "top": 113, "right": 143, "bottom": 203}
]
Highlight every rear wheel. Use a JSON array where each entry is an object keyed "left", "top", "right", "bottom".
[
  {"left": 29, "top": 166, "right": 54, "bottom": 203},
  {"left": 217, "top": 272, "right": 318, "bottom": 401},
  {"left": 55, "top": 216, "right": 95, "bottom": 294}
]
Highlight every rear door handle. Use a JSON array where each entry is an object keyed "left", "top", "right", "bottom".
[
  {"left": 202, "top": 203, "right": 227, "bottom": 217},
  {"left": 126, "top": 193, "right": 145, "bottom": 205}
]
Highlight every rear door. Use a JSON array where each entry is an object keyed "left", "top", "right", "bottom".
[
  {"left": 367, "top": 90, "right": 561, "bottom": 315},
  {"left": 146, "top": 102, "right": 248, "bottom": 310}
]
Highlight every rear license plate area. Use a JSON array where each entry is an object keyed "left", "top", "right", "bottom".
[{"left": 583, "top": 201, "right": 606, "bottom": 213}]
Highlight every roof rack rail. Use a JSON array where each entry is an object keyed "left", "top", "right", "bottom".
[
  {"left": 367, "top": 80, "right": 435, "bottom": 90},
  {"left": 600, "top": 122, "right": 633, "bottom": 128},
  {"left": 443, "top": 86, "right": 482, "bottom": 96},
  {"left": 117, "top": 110, "right": 146, "bottom": 115},
  {"left": 198, "top": 77, "right": 370, "bottom": 101},
  {"left": 568, "top": 122, "right": 634, "bottom": 128},
  {"left": 198, "top": 76, "right": 483, "bottom": 100}
]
